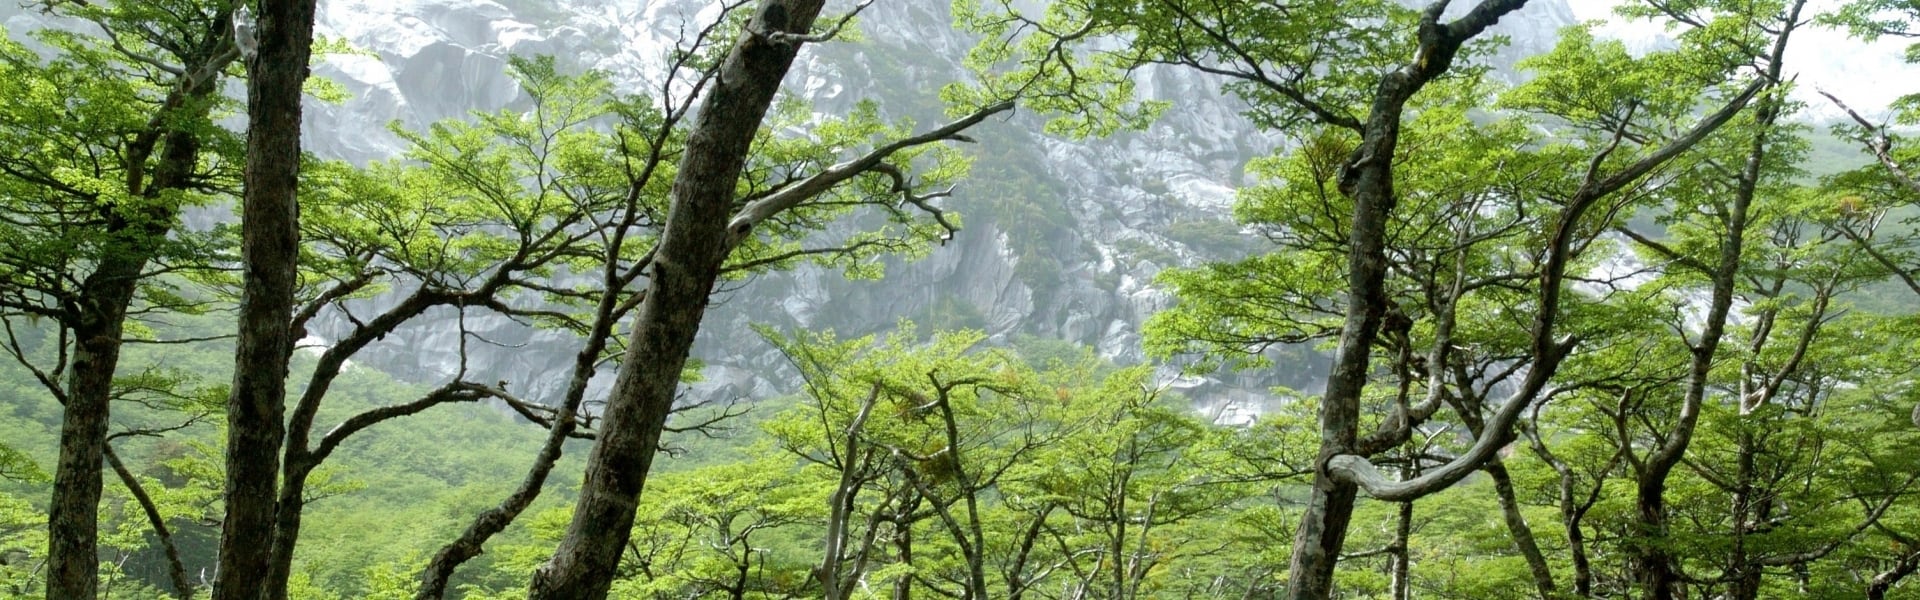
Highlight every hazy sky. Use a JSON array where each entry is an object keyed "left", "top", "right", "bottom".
[{"left": 1566, "top": 0, "right": 1910, "bottom": 117}]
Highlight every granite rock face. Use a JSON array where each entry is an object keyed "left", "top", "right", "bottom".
[
  {"left": 6, "top": 0, "right": 1578, "bottom": 418},
  {"left": 304, "top": 0, "right": 1582, "bottom": 418}
]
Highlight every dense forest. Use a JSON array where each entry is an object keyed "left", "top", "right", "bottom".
[{"left": 1, "top": 0, "right": 1918, "bottom": 598}]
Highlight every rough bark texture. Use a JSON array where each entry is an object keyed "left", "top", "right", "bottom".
[
  {"left": 1281, "top": 3, "right": 1532, "bottom": 598},
  {"left": 212, "top": 1, "right": 318, "bottom": 599},
  {"left": 526, "top": 2, "right": 827, "bottom": 597},
  {"left": 47, "top": 291, "right": 133, "bottom": 600}
]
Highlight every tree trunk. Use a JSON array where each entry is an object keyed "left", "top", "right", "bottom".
[
  {"left": 1725, "top": 426, "right": 1763, "bottom": 600},
  {"left": 414, "top": 319, "right": 611, "bottom": 599},
  {"left": 1630, "top": 5, "right": 1800, "bottom": 596},
  {"left": 212, "top": 2, "right": 318, "bottom": 599},
  {"left": 104, "top": 446, "right": 192, "bottom": 599},
  {"left": 1487, "top": 457, "right": 1557, "bottom": 597},
  {"left": 1389, "top": 499, "right": 1412, "bottom": 600},
  {"left": 46, "top": 85, "right": 217, "bottom": 600},
  {"left": 258, "top": 461, "right": 313, "bottom": 600},
  {"left": 526, "top": 2, "right": 827, "bottom": 598},
  {"left": 46, "top": 312, "right": 128, "bottom": 600},
  {"left": 1868, "top": 552, "right": 1919, "bottom": 600},
  {"left": 1283, "top": 5, "right": 1532, "bottom": 598}
]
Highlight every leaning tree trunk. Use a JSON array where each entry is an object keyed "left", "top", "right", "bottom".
[
  {"left": 413, "top": 311, "right": 614, "bottom": 599},
  {"left": 526, "top": 2, "right": 828, "bottom": 598},
  {"left": 1869, "top": 551, "right": 1920, "bottom": 600},
  {"left": 1455, "top": 390, "right": 1556, "bottom": 597},
  {"left": 1486, "top": 458, "right": 1557, "bottom": 597},
  {"left": 211, "top": 1, "right": 318, "bottom": 599},
  {"left": 104, "top": 446, "right": 192, "bottom": 598}
]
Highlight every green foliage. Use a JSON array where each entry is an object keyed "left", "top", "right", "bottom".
[{"left": 7, "top": 2, "right": 1920, "bottom": 599}]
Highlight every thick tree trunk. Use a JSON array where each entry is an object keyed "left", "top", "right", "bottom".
[
  {"left": 212, "top": 1, "right": 318, "bottom": 599},
  {"left": 47, "top": 310, "right": 133, "bottom": 600},
  {"left": 526, "top": 3, "right": 826, "bottom": 598},
  {"left": 46, "top": 95, "right": 214, "bottom": 600}
]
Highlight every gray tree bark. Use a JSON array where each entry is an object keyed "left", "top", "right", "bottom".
[
  {"left": 1630, "top": 5, "right": 1801, "bottom": 597},
  {"left": 212, "top": 1, "right": 318, "bottom": 598},
  {"left": 526, "top": 2, "right": 829, "bottom": 597},
  {"left": 46, "top": 39, "right": 233, "bottom": 598},
  {"left": 1282, "top": 3, "right": 1534, "bottom": 597}
]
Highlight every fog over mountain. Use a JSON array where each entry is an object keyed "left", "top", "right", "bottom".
[{"left": 1571, "top": 0, "right": 1910, "bottom": 122}]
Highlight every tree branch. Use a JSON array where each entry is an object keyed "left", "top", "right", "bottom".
[{"left": 724, "top": 100, "right": 1014, "bottom": 244}]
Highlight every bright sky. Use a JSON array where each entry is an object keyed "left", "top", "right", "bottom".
[{"left": 1563, "top": 0, "right": 1910, "bottom": 118}]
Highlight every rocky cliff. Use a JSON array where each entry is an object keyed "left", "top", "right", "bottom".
[
  {"left": 305, "top": 0, "right": 1583, "bottom": 420},
  {"left": 2, "top": 0, "right": 1581, "bottom": 421}
]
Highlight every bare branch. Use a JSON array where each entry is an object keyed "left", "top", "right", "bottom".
[
  {"left": 1820, "top": 89, "right": 1920, "bottom": 197},
  {"left": 724, "top": 100, "right": 1015, "bottom": 243}
]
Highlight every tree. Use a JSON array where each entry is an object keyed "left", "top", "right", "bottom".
[
  {"left": 527, "top": 1, "right": 1013, "bottom": 597},
  {"left": 0, "top": 2, "right": 242, "bottom": 596},
  {"left": 758, "top": 323, "right": 1269, "bottom": 600},
  {"left": 1575, "top": 3, "right": 1808, "bottom": 596},
  {"left": 962, "top": 0, "right": 1777, "bottom": 595},
  {"left": 212, "top": 0, "right": 319, "bottom": 598},
  {"left": 766, "top": 325, "right": 1083, "bottom": 600}
]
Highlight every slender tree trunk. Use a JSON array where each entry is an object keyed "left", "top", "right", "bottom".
[
  {"left": 261, "top": 290, "right": 458, "bottom": 598},
  {"left": 1389, "top": 499, "right": 1412, "bottom": 600},
  {"left": 1562, "top": 465, "right": 1602, "bottom": 597},
  {"left": 104, "top": 447, "right": 192, "bottom": 599},
  {"left": 1455, "top": 386, "right": 1555, "bottom": 597},
  {"left": 414, "top": 323, "right": 612, "bottom": 599},
  {"left": 213, "top": 1, "right": 318, "bottom": 599},
  {"left": 258, "top": 460, "right": 314, "bottom": 600},
  {"left": 527, "top": 3, "right": 827, "bottom": 598},
  {"left": 1486, "top": 457, "right": 1556, "bottom": 597},
  {"left": 1725, "top": 426, "right": 1763, "bottom": 600},
  {"left": 895, "top": 503, "right": 915, "bottom": 600},
  {"left": 816, "top": 391, "right": 880, "bottom": 600},
  {"left": 1631, "top": 6, "right": 1800, "bottom": 596},
  {"left": 1282, "top": 5, "right": 1531, "bottom": 597}
]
